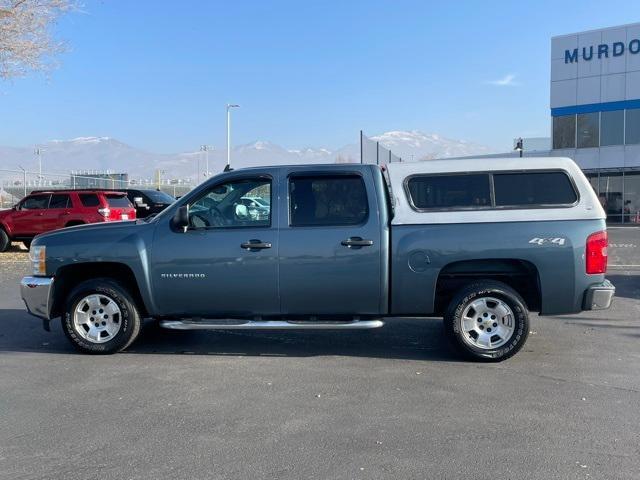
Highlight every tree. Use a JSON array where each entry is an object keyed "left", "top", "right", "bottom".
[{"left": 0, "top": 0, "right": 76, "bottom": 79}]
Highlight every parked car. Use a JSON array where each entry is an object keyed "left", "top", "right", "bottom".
[
  {"left": 239, "top": 196, "right": 270, "bottom": 220},
  {"left": 21, "top": 159, "right": 614, "bottom": 360},
  {"left": 94, "top": 188, "right": 175, "bottom": 219},
  {"left": 0, "top": 190, "right": 135, "bottom": 251}
]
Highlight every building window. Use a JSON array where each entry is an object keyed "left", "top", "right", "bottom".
[
  {"left": 598, "top": 173, "right": 624, "bottom": 223},
  {"left": 493, "top": 172, "right": 578, "bottom": 206},
  {"left": 624, "top": 172, "right": 640, "bottom": 223},
  {"left": 585, "top": 173, "right": 599, "bottom": 196},
  {"left": 576, "top": 112, "right": 599, "bottom": 148},
  {"left": 625, "top": 108, "right": 640, "bottom": 145},
  {"left": 600, "top": 110, "right": 624, "bottom": 146},
  {"left": 553, "top": 115, "right": 576, "bottom": 149}
]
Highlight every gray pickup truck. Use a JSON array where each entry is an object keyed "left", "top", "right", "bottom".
[{"left": 20, "top": 158, "right": 615, "bottom": 361}]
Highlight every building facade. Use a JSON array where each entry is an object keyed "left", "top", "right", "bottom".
[
  {"left": 71, "top": 171, "right": 129, "bottom": 189},
  {"left": 551, "top": 23, "right": 640, "bottom": 223}
]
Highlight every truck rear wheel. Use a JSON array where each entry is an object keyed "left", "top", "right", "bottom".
[
  {"left": 444, "top": 280, "right": 529, "bottom": 362},
  {"left": 62, "top": 278, "right": 142, "bottom": 354}
]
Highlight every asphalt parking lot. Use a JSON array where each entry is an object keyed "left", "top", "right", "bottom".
[{"left": 1, "top": 229, "right": 639, "bottom": 480}]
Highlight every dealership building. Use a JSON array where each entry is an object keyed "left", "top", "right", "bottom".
[
  {"left": 550, "top": 22, "right": 640, "bottom": 223},
  {"left": 463, "top": 23, "right": 640, "bottom": 223}
]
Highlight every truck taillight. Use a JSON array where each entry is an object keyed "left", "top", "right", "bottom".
[
  {"left": 98, "top": 207, "right": 111, "bottom": 218},
  {"left": 586, "top": 230, "right": 608, "bottom": 274}
]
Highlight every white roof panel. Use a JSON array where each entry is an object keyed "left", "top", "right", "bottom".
[{"left": 385, "top": 157, "right": 606, "bottom": 225}]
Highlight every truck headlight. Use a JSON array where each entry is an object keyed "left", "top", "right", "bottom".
[{"left": 29, "top": 245, "right": 47, "bottom": 276}]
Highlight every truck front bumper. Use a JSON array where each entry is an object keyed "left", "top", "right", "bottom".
[
  {"left": 583, "top": 279, "right": 615, "bottom": 310},
  {"left": 20, "top": 276, "right": 55, "bottom": 320}
]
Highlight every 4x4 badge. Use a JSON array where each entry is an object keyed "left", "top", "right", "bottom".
[{"left": 529, "top": 237, "right": 566, "bottom": 246}]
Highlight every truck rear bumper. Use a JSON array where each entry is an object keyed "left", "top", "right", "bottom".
[
  {"left": 583, "top": 279, "right": 615, "bottom": 310},
  {"left": 20, "top": 276, "right": 55, "bottom": 320}
]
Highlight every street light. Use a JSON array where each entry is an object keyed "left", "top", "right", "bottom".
[
  {"left": 34, "top": 147, "right": 45, "bottom": 185},
  {"left": 18, "top": 165, "right": 27, "bottom": 197},
  {"left": 200, "top": 145, "right": 213, "bottom": 177},
  {"left": 514, "top": 137, "right": 524, "bottom": 158},
  {"left": 226, "top": 104, "right": 240, "bottom": 170}
]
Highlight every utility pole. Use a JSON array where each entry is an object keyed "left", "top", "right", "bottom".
[{"left": 226, "top": 104, "right": 240, "bottom": 169}]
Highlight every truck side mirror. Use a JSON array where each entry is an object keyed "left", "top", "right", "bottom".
[{"left": 172, "top": 205, "right": 189, "bottom": 232}]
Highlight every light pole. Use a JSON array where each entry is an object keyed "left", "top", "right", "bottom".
[
  {"left": 18, "top": 165, "right": 26, "bottom": 197},
  {"left": 514, "top": 138, "right": 524, "bottom": 158},
  {"left": 226, "top": 104, "right": 240, "bottom": 170},
  {"left": 34, "top": 147, "right": 45, "bottom": 186},
  {"left": 200, "top": 145, "right": 213, "bottom": 177}
]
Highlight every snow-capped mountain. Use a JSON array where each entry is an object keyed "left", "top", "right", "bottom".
[
  {"left": 0, "top": 131, "right": 492, "bottom": 180},
  {"left": 371, "top": 130, "right": 492, "bottom": 160}
]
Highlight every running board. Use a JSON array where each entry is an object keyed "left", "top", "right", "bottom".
[{"left": 159, "top": 319, "right": 384, "bottom": 331}]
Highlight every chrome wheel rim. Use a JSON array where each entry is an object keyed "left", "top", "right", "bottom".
[
  {"left": 460, "top": 296, "right": 515, "bottom": 350},
  {"left": 73, "top": 294, "right": 122, "bottom": 344}
]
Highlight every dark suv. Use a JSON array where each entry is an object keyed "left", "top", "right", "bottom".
[
  {"left": 0, "top": 190, "right": 136, "bottom": 251},
  {"left": 91, "top": 188, "right": 175, "bottom": 218},
  {"left": 122, "top": 189, "right": 175, "bottom": 218}
]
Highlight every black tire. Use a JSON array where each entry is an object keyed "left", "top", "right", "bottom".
[
  {"left": 62, "top": 278, "right": 142, "bottom": 354},
  {"left": 444, "top": 280, "right": 529, "bottom": 362},
  {"left": 0, "top": 227, "right": 9, "bottom": 252}
]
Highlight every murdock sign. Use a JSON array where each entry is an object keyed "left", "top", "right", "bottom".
[{"left": 565, "top": 38, "right": 640, "bottom": 63}]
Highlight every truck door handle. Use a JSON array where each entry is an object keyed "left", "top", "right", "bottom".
[
  {"left": 341, "top": 237, "right": 374, "bottom": 248},
  {"left": 241, "top": 239, "right": 272, "bottom": 250}
]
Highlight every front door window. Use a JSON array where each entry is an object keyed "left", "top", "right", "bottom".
[{"left": 188, "top": 178, "right": 271, "bottom": 229}]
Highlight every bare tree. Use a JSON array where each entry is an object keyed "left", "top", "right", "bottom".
[{"left": 0, "top": 0, "right": 77, "bottom": 79}]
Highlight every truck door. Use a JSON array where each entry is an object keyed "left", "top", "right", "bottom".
[
  {"left": 278, "top": 169, "right": 383, "bottom": 315},
  {"left": 150, "top": 173, "right": 279, "bottom": 317}
]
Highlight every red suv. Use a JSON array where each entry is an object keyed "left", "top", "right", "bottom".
[{"left": 0, "top": 190, "right": 136, "bottom": 251}]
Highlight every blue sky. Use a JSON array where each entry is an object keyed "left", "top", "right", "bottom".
[{"left": 0, "top": 0, "right": 637, "bottom": 153}]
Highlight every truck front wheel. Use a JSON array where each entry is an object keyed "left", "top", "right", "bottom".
[
  {"left": 62, "top": 278, "right": 142, "bottom": 354},
  {"left": 444, "top": 281, "right": 529, "bottom": 362}
]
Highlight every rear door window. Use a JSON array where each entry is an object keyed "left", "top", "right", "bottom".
[
  {"left": 79, "top": 193, "right": 100, "bottom": 207},
  {"left": 493, "top": 172, "right": 578, "bottom": 206},
  {"left": 106, "top": 194, "right": 132, "bottom": 207},
  {"left": 21, "top": 194, "right": 50, "bottom": 210},
  {"left": 406, "top": 174, "right": 491, "bottom": 209},
  {"left": 48, "top": 194, "right": 71, "bottom": 209},
  {"left": 289, "top": 175, "right": 368, "bottom": 226}
]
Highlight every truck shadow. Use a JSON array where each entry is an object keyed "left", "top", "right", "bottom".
[
  {"left": 605, "top": 274, "right": 640, "bottom": 300},
  {"left": 0, "top": 309, "right": 461, "bottom": 362}
]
